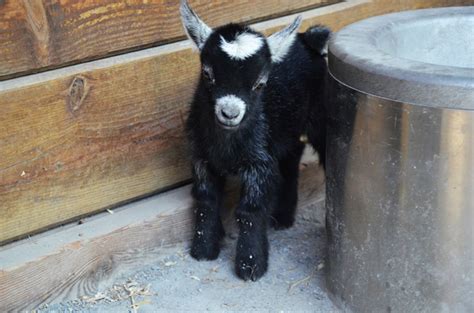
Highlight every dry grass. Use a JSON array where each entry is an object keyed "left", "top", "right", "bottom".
[
  {"left": 288, "top": 262, "right": 325, "bottom": 293},
  {"left": 80, "top": 279, "right": 153, "bottom": 312}
]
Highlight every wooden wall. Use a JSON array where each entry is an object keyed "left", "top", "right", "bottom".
[
  {"left": 0, "top": 0, "right": 472, "bottom": 244},
  {"left": 0, "top": 0, "right": 337, "bottom": 79}
]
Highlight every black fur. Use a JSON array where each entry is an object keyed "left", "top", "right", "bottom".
[
  {"left": 303, "top": 25, "right": 331, "bottom": 56},
  {"left": 186, "top": 22, "right": 330, "bottom": 281}
]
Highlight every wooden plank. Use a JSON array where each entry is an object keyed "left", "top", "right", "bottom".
[
  {"left": 0, "top": 42, "right": 194, "bottom": 244},
  {"left": 0, "top": 0, "right": 337, "bottom": 79},
  {"left": 0, "top": 160, "right": 325, "bottom": 312},
  {"left": 0, "top": 0, "right": 472, "bottom": 244}
]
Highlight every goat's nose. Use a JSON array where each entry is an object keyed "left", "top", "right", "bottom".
[
  {"left": 221, "top": 107, "right": 240, "bottom": 120},
  {"left": 215, "top": 95, "right": 246, "bottom": 128}
]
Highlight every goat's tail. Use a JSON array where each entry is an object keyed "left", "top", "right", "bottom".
[
  {"left": 303, "top": 25, "right": 331, "bottom": 56},
  {"left": 303, "top": 25, "right": 331, "bottom": 169}
]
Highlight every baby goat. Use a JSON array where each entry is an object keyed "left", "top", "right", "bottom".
[{"left": 180, "top": 0, "right": 330, "bottom": 281}]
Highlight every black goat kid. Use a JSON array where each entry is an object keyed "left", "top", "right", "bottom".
[{"left": 180, "top": 0, "right": 330, "bottom": 281}]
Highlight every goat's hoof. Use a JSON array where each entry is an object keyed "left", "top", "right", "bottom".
[
  {"left": 235, "top": 255, "right": 268, "bottom": 281},
  {"left": 190, "top": 223, "right": 225, "bottom": 260},
  {"left": 190, "top": 238, "right": 220, "bottom": 261},
  {"left": 269, "top": 213, "right": 295, "bottom": 230}
]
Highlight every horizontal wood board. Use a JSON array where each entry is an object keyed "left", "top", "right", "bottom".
[{"left": 0, "top": 0, "right": 336, "bottom": 79}]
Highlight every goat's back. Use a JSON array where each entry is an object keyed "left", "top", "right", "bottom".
[{"left": 263, "top": 27, "right": 329, "bottom": 158}]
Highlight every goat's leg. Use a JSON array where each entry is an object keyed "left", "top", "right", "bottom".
[
  {"left": 271, "top": 144, "right": 304, "bottom": 229},
  {"left": 235, "top": 163, "right": 279, "bottom": 281},
  {"left": 190, "top": 160, "right": 225, "bottom": 260}
]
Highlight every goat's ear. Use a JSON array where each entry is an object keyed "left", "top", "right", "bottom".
[
  {"left": 267, "top": 16, "right": 302, "bottom": 63},
  {"left": 180, "top": 0, "right": 212, "bottom": 51}
]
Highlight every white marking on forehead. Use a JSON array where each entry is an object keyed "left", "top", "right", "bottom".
[{"left": 220, "top": 33, "right": 264, "bottom": 60}]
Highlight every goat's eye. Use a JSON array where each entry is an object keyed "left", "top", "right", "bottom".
[
  {"left": 252, "top": 80, "right": 266, "bottom": 91},
  {"left": 202, "top": 67, "right": 214, "bottom": 83}
]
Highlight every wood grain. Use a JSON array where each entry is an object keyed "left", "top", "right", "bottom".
[
  {"left": 0, "top": 0, "right": 336, "bottom": 79},
  {"left": 0, "top": 161, "right": 325, "bottom": 312},
  {"left": 0, "top": 0, "right": 472, "bottom": 244},
  {"left": 0, "top": 44, "right": 194, "bottom": 244}
]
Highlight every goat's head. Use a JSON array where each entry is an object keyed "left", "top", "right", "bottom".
[{"left": 180, "top": 0, "right": 302, "bottom": 130}]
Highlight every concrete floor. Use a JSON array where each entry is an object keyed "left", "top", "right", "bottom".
[{"left": 40, "top": 192, "right": 339, "bottom": 312}]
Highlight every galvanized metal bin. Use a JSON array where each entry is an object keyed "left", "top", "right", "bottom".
[{"left": 325, "top": 7, "right": 474, "bottom": 313}]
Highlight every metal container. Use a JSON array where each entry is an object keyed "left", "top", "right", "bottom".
[{"left": 325, "top": 7, "right": 474, "bottom": 313}]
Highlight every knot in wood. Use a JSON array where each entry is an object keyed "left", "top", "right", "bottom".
[{"left": 67, "top": 76, "right": 89, "bottom": 115}]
